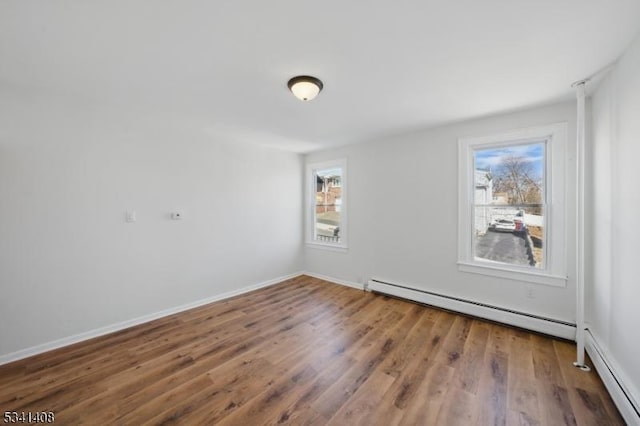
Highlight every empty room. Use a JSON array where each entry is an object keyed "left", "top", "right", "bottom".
[{"left": 1, "top": 1, "right": 639, "bottom": 424}]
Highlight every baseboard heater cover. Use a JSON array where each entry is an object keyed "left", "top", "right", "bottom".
[
  {"left": 585, "top": 329, "right": 640, "bottom": 425},
  {"left": 368, "top": 279, "right": 576, "bottom": 340}
]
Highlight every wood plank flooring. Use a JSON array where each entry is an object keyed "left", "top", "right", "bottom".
[{"left": 0, "top": 275, "right": 624, "bottom": 425}]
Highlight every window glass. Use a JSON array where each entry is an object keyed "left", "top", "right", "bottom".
[
  {"left": 473, "top": 142, "right": 545, "bottom": 268},
  {"left": 314, "top": 167, "right": 343, "bottom": 243}
]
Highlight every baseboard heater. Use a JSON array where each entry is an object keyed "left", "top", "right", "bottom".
[
  {"left": 585, "top": 329, "right": 640, "bottom": 424},
  {"left": 368, "top": 279, "right": 576, "bottom": 340}
]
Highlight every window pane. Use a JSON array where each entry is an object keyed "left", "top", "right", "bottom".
[
  {"left": 473, "top": 142, "right": 545, "bottom": 268},
  {"left": 315, "top": 167, "right": 342, "bottom": 243}
]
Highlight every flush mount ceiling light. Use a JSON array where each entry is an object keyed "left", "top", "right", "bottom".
[{"left": 287, "top": 75, "right": 323, "bottom": 101}]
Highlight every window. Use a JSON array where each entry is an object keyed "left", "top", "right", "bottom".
[
  {"left": 458, "top": 124, "right": 567, "bottom": 286},
  {"left": 306, "top": 159, "right": 347, "bottom": 249}
]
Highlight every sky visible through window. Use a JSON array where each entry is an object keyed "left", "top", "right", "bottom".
[
  {"left": 316, "top": 168, "right": 342, "bottom": 178},
  {"left": 475, "top": 142, "right": 544, "bottom": 180}
]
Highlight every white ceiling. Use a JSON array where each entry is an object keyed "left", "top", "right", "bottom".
[{"left": 1, "top": 0, "right": 639, "bottom": 152}]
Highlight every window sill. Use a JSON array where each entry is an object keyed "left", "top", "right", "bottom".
[
  {"left": 457, "top": 261, "right": 567, "bottom": 287},
  {"left": 305, "top": 241, "right": 348, "bottom": 253}
]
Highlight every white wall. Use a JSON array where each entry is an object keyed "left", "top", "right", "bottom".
[
  {"left": 305, "top": 101, "right": 577, "bottom": 323},
  {"left": 589, "top": 32, "right": 640, "bottom": 405},
  {"left": 0, "top": 89, "right": 303, "bottom": 358}
]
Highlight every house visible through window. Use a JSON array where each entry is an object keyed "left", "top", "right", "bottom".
[
  {"left": 315, "top": 168, "right": 342, "bottom": 242},
  {"left": 306, "top": 160, "right": 347, "bottom": 249}
]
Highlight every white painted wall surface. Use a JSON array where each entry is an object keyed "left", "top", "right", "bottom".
[
  {"left": 0, "top": 90, "right": 303, "bottom": 358},
  {"left": 305, "top": 101, "right": 577, "bottom": 323},
  {"left": 589, "top": 33, "right": 640, "bottom": 405},
  {"left": 587, "top": 77, "right": 613, "bottom": 346}
]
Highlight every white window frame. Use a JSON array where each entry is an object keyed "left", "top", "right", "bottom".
[
  {"left": 458, "top": 123, "right": 568, "bottom": 287},
  {"left": 306, "top": 159, "right": 348, "bottom": 251}
]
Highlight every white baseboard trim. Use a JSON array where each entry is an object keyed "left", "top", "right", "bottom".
[
  {"left": 303, "top": 272, "right": 365, "bottom": 290},
  {"left": 585, "top": 329, "right": 640, "bottom": 425},
  {"left": 0, "top": 271, "right": 304, "bottom": 366},
  {"left": 368, "top": 279, "right": 576, "bottom": 340}
]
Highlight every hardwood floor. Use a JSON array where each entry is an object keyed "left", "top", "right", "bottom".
[{"left": 0, "top": 275, "right": 623, "bottom": 425}]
